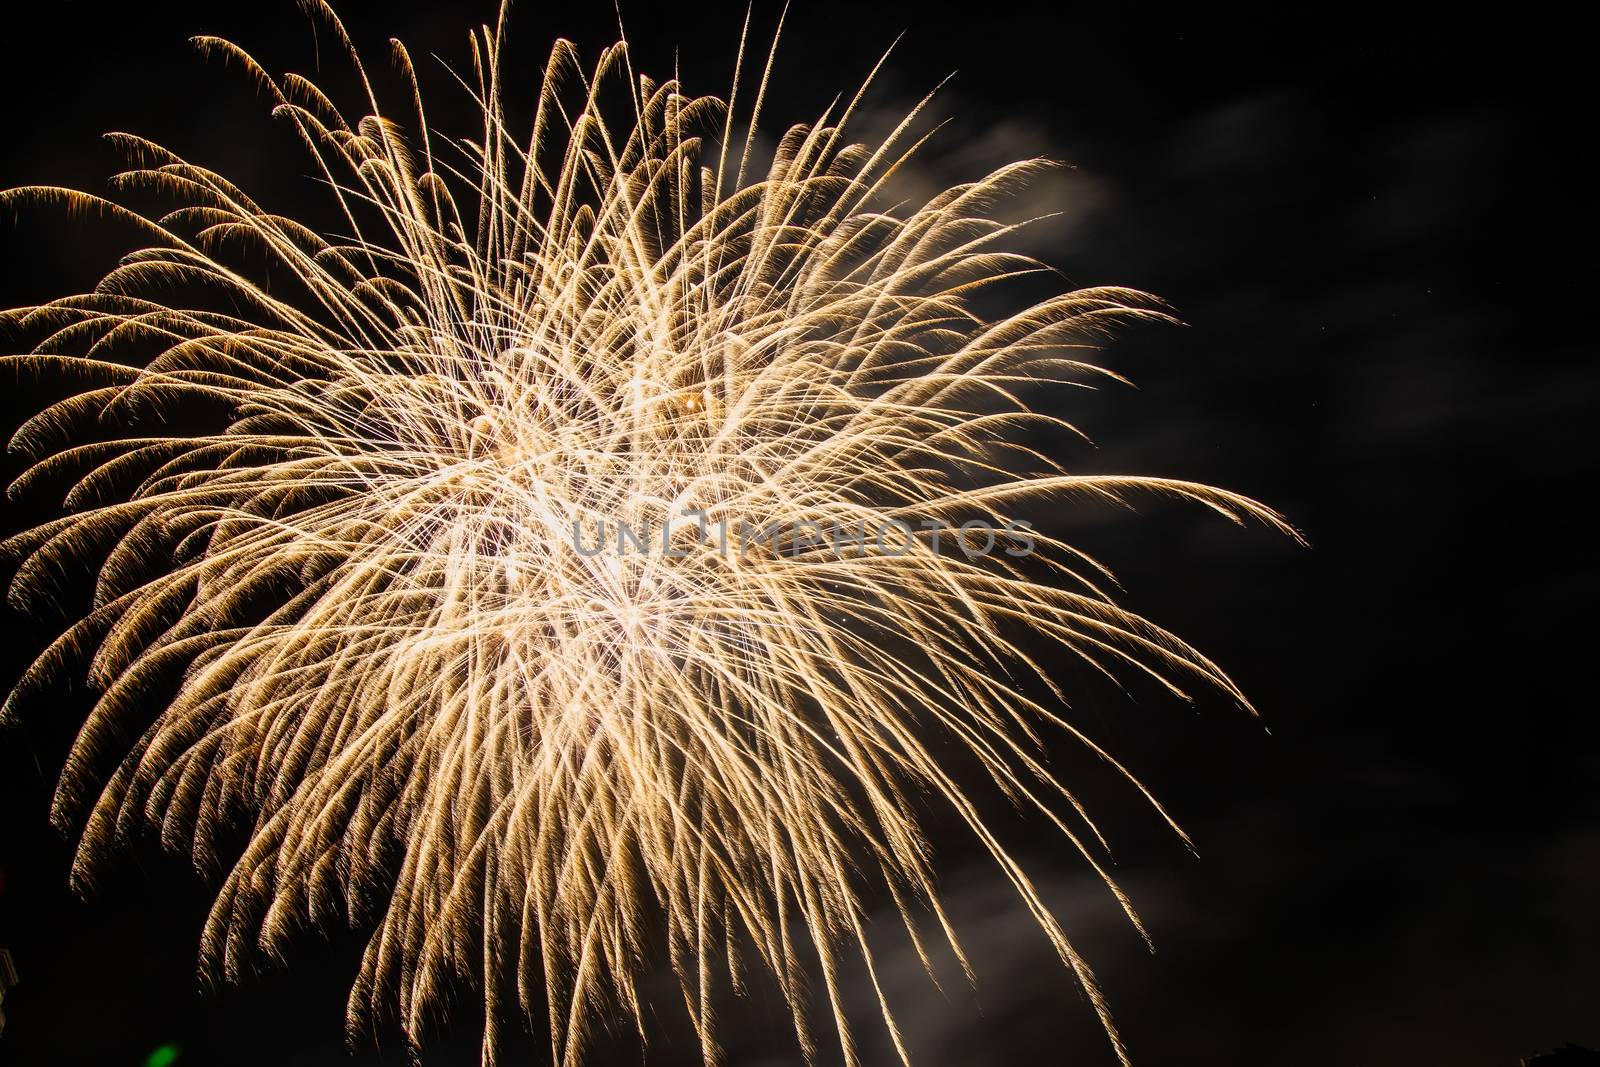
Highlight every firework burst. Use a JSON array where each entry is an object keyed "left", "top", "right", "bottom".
[{"left": 2, "top": 5, "right": 1295, "bottom": 1064}]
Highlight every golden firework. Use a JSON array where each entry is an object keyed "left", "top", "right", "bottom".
[{"left": 2, "top": 5, "right": 1296, "bottom": 1064}]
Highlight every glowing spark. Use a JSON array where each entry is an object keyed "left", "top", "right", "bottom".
[{"left": 2, "top": 6, "right": 1296, "bottom": 1065}]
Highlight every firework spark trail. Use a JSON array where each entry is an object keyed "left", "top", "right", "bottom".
[{"left": 2, "top": 5, "right": 1297, "bottom": 1064}]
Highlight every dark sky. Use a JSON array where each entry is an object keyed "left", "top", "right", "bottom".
[{"left": 0, "top": 3, "right": 1594, "bottom": 1066}]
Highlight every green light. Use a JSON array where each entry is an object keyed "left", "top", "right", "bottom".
[{"left": 145, "top": 1045, "right": 181, "bottom": 1067}]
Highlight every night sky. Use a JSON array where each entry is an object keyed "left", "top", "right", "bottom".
[{"left": 1, "top": 3, "right": 1594, "bottom": 1065}]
